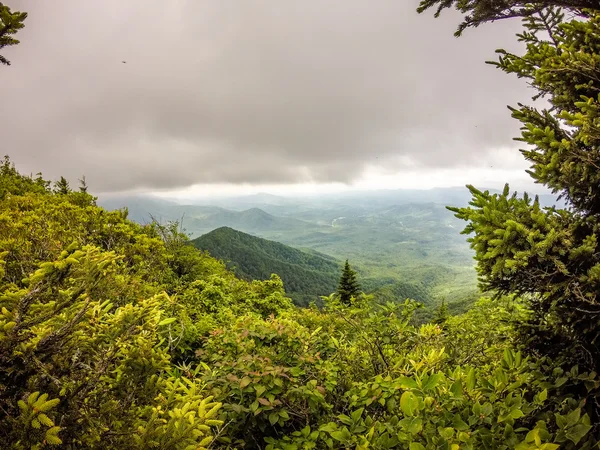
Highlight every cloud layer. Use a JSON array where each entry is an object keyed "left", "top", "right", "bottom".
[{"left": 3, "top": 0, "right": 529, "bottom": 191}]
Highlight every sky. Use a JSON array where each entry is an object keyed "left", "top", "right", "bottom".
[{"left": 2, "top": 0, "right": 542, "bottom": 198}]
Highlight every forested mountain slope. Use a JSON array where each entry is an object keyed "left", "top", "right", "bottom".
[{"left": 193, "top": 227, "right": 340, "bottom": 305}]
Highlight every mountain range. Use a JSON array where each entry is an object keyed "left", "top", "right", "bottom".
[
  {"left": 192, "top": 227, "right": 340, "bottom": 305},
  {"left": 99, "top": 187, "right": 561, "bottom": 310}
]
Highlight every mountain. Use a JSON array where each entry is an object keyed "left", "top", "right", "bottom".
[
  {"left": 192, "top": 227, "right": 341, "bottom": 305},
  {"left": 100, "top": 192, "right": 481, "bottom": 307},
  {"left": 97, "top": 195, "right": 221, "bottom": 224},
  {"left": 98, "top": 195, "right": 318, "bottom": 236}
]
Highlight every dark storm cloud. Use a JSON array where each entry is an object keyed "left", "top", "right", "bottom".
[{"left": 2, "top": 0, "right": 528, "bottom": 191}]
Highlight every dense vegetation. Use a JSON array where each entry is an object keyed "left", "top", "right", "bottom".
[
  {"left": 2, "top": 0, "right": 600, "bottom": 447},
  {"left": 192, "top": 227, "right": 340, "bottom": 306},
  {"left": 3, "top": 160, "right": 596, "bottom": 449}
]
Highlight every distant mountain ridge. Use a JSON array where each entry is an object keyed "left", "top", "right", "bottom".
[
  {"left": 192, "top": 227, "right": 340, "bottom": 306},
  {"left": 98, "top": 195, "right": 317, "bottom": 236}
]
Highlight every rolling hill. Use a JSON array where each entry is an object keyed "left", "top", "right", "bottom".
[
  {"left": 98, "top": 195, "right": 318, "bottom": 236},
  {"left": 192, "top": 227, "right": 341, "bottom": 305}
]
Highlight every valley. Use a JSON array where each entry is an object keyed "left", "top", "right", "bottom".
[{"left": 100, "top": 188, "right": 485, "bottom": 311}]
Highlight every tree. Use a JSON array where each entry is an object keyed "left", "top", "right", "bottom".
[
  {"left": 0, "top": 2, "right": 27, "bottom": 66},
  {"left": 337, "top": 259, "right": 361, "bottom": 305},
  {"left": 78, "top": 175, "right": 89, "bottom": 193},
  {"left": 53, "top": 176, "right": 71, "bottom": 194},
  {"left": 417, "top": 0, "right": 598, "bottom": 35},
  {"left": 419, "top": 0, "right": 600, "bottom": 406},
  {"left": 433, "top": 299, "right": 449, "bottom": 326}
]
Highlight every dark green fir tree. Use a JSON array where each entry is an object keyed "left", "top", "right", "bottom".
[
  {"left": 420, "top": 0, "right": 600, "bottom": 424},
  {"left": 53, "top": 176, "right": 71, "bottom": 194},
  {"left": 433, "top": 299, "right": 449, "bottom": 326},
  {"left": 337, "top": 259, "right": 361, "bottom": 306},
  {"left": 0, "top": 2, "right": 27, "bottom": 66}
]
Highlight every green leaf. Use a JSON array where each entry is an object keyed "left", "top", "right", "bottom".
[
  {"left": 400, "top": 417, "right": 423, "bottom": 434},
  {"left": 554, "top": 377, "right": 568, "bottom": 387},
  {"left": 565, "top": 408, "right": 581, "bottom": 427},
  {"left": 466, "top": 368, "right": 476, "bottom": 391},
  {"left": 400, "top": 391, "right": 418, "bottom": 417},
  {"left": 504, "top": 348, "right": 514, "bottom": 367},
  {"left": 338, "top": 414, "right": 353, "bottom": 426},
  {"left": 330, "top": 428, "right": 351, "bottom": 442},
  {"left": 158, "top": 317, "right": 177, "bottom": 326},
  {"left": 537, "top": 389, "right": 548, "bottom": 403},
  {"left": 566, "top": 423, "right": 592, "bottom": 444},
  {"left": 452, "top": 415, "right": 469, "bottom": 431},
  {"left": 450, "top": 380, "right": 463, "bottom": 398},
  {"left": 319, "top": 422, "right": 338, "bottom": 433},
  {"left": 255, "top": 384, "right": 266, "bottom": 396},
  {"left": 37, "top": 413, "right": 54, "bottom": 427},
  {"left": 239, "top": 376, "right": 252, "bottom": 389},
  {"left": 351, "top": 408, "right": 364, "bottom": 423},
  {"left": 422, "top": 373, "right": 442, "bottom": 392},
  {"left": 439, "top": 427, "right": 454, "bottom": 440},
  {"left": 409, "top": 443, "right": 426, "bottom": 450},
  {"left": 396, "top": 377, "right": 418, "bottom": 390},
  {"left": 510, "top": 409, "right": 524, "bottom": 419}
]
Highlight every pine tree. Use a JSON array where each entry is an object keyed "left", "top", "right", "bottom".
[
  {"left": 421, "top": 0, "right": 600, "bottom": 375},
  {"left": 53, "top": 176, "right": 70, "bottom": 194},
  {"left": 433, "top": 299, "right": 449, "bottom": 326},
  {"left": 0, "top": 3, "right": 27, "bottom": 66},
  {"left": 418, "top": 0, "right": 598, "bottom": 35},
  {"left": 337, "top": 260, "right": 361, "bottom": 305},
  {"left": 78, "top": 175, "right": 88, "bottom": 193}
]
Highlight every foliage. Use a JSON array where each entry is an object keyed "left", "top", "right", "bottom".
[
  {"left": 0, "top": 2, "right": 26, "bottom": 66},
  {"left": 432, "top": 299, "right": 449, "bottom": 326},
  {"left": 337, "top": 260, "right": 361, "bottom": 306},
  {"left": 417, "top": 0, "right": 596, "bottom": 35},
  {"left": 0, "top": 155, "right": 48, "bottom": 198},
  {"left": 1, "top": 159, "right": 598, "bottom": 447},
  {"left": 422, "top": 0, "right": 600, "bottom": 442},
  {"left": 193, "top": 293, "right": 596, "bottom": 449},
  {"left": 0, "top": 163, "right": 295, "bottom": 448}
]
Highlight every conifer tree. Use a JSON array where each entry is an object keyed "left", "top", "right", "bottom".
[
  {"left": 0, "top": 2, "right": 27, "bottom": 66},
  {"left": 420, "top": 1, "right": 600, "bottom": 375},
  {"left": 433, "top": 299, "right": 449, "bottom": 326},
  {"left": 53, "top": 176, "right": 71, "bottom": 194},
  {"left": 418, "top": 0, "right": 598, "bottom": 35},
  {"left": 78, "top": 175, "right": 89, "bottom": 193},
  {"left": 337, "top": 259, "right": 361, "bottom": 305}
]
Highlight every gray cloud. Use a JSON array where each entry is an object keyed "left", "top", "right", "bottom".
[{"left": 3, "top": 0, "right": 529, "bottom": 191}]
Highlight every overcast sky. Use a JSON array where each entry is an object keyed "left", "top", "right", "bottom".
[{"left": 2, "top": 0, "right": 539, "bottom": 196}]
